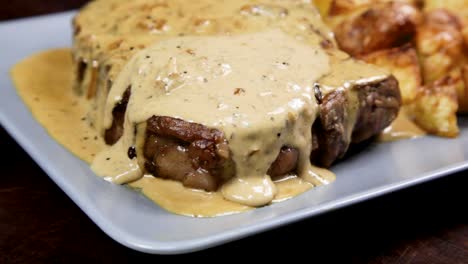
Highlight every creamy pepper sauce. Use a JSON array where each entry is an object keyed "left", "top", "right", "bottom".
[
  {"left": 378, "top": 108, "right": 426, "bottom": 142},
  {"left": 11, "top": 49, "right": 105, "bottom": 163},
  {"left": 11, "top": 48, "right": 327, "bottom": 216},
  {"left": 71, "top": 0, "right": 393, "bottom": 210},
  {"left": 11, "top": 47, "right": 424, "bottom": 216},
  {"left": 92, "top": 30, "right": 335, "bottom": 207},
  {"left": 11, "top": 0, "right": 424, "bottom": 217}
]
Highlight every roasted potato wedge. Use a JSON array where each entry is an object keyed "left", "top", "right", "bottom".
[
  {"left": 313, "top": 0, "right": 333, "bottom": 17},
  {"left": 320, "top": 0, "right": 467, "bottom": 136},
  {"left": 410, "top": 76, "right": 459, "bottom": 137},
  {"left": 359, "top": 44, "right": 421, "bottom": 104},
  {"left": 330, "top": 1, "right": 422, "bottom": 56},
  {"left": 463, "top": 27, "right": 468, "bottom": 47},
  {"left": 415, "top": 9, "right": 465, "bottom": 83},
  {"left": 459, "top": 65, "right": 468, "bottom": 112},
  {"left": 414, "top": 9, "right": 468, "bottom": 113},
  {"left": 324, "top": 0, "right": 422, "bottom": 16},
  {"left": 424, "top": 1, "right": 468, "bottom": 53},
  {"left": 327, "top": 0, "right": 373, "bottom": 16},
  {"left": 424, "top": 0, "right": 468, "bottom": 19}
]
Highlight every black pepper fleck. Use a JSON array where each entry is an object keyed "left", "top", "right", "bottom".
[
  {"left": 127, "top": 146, "right": 137, "bottom": 159},
  {"left": 106, "top": 157, "right": 111, "bottom": 161},
  {"left": 314, "top": 83, "right": 323, "bottom": 104}
]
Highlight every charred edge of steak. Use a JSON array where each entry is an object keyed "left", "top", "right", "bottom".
[
  {"left": 267, "top": 147, "right": 299, "bottom": 178},
  {"left": 352, "top": 75, "right": 401, "bottom": 143},
  {"left": 144, "top": 116, "right": 229, "bottom": 191},
  {"left": 104, "top": 87, "right": 131, "bottom": 145},
  {"left": 114, "top": 76, "right": 400, "bottom": 188},
  {"left": 144, "top": 116, "right": 302, "bottom": 191},
  {"left": 312, "top": 75, "right": 401, "bottom": 167},
  {"left": 312, "top": 89, "right": 350, "bottom": 168},
  {"left": 146, "top": 116, "right": 226, "bottom": 144}
]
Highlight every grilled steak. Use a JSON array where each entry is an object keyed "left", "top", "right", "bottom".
[{"left": 75, "top": 0, "right": 401, "bottom": 193}]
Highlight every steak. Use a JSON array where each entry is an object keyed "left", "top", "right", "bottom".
[
  {"left": 135, "top": 75, "right": 400, "bottom": 191},
  {"left": 75, "top": 0, "right": 402, "bottom": 191}
]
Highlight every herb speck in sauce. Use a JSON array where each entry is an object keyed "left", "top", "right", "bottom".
[{"left": 234, "top": 88, "right": 245, "bottom": 95}]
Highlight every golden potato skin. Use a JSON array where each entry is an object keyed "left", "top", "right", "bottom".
[
  {"left": 460, "top": 65, "right": 468, "bottom": 112},
  {"left": 415, "top": 9, "right": 468, "bottom": 113},
  {"left": 332, "top": 2, "right": 422, "bottom": 56},
  {"left": 410, "top": 76, "right": 459, "bottom": 137},
  {"left": 325, "top": 0, "right": 423, "bottom": 16},
  {"left": 415, "top": 9, "right": 464, "bottom": 83},
  {"left": 424, "top": 0, "right": 468, "bottom": 16},
  {"left": 321, "top": 1, "right": 468, "bottom": 137},
  {"left": 359, "top": 44, "right": 421, "bottom": 104},
  {"left": 328, "top": 0, "right": 373, "bottom": 16},
  {"left": 313, "top": 0, "right": 333, "bottom": 17}
]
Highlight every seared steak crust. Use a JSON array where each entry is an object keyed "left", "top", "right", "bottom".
[
  {"left": 144, "top": 117, "right": 306, "bottom": 191},
  {"left": 105, "top": 76, "right": 400, "bottom": 190},
  {"left": 104, "top": 87, "right": 130, "bottom": 145},
  {"left": 312, "top": 75, "right": 401, "bottom": 167}
]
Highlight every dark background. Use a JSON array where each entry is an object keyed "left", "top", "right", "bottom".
[{"left": 1, "top": 1, "right": 467, "bottom": 263}]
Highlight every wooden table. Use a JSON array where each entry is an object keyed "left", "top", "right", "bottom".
[{"left": 1, "top": 1, "right": 467, "bottom": 262}]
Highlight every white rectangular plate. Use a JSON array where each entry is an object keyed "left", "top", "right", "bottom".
[{"left": 1, "top": 12, "right": 467, "bottom": 254}]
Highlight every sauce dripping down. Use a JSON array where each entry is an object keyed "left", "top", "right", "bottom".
[
  {"left": 92, "top": 30, "right": 334, "bottom": 207},
  {"left": 10, "top": 0, "right": 402, "bottom": 216},
  {"left": 11, "top": 49, "right": 325, "bottom": 217},
  {"left": 378, "top": 108, "right": 426, "bottom": 142}
]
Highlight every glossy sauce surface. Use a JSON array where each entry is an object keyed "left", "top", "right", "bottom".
[
  {"left": 12, "top": 0, "right": 401, "bottom": 216},
  {"left": 378, "top": 108, "right": 426, "bottom": 142},
  {"left": 74, "top": 0, "right": 394, "bottom": 209},
  {"left": 12, "top": 49, "right": 320, "bottom": 216},
  {"left": 92, "top": 30, "right": 334, "bottom": 207},
  {"left": 72, "top": 0, "right": 348, "bottom": 209}
]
